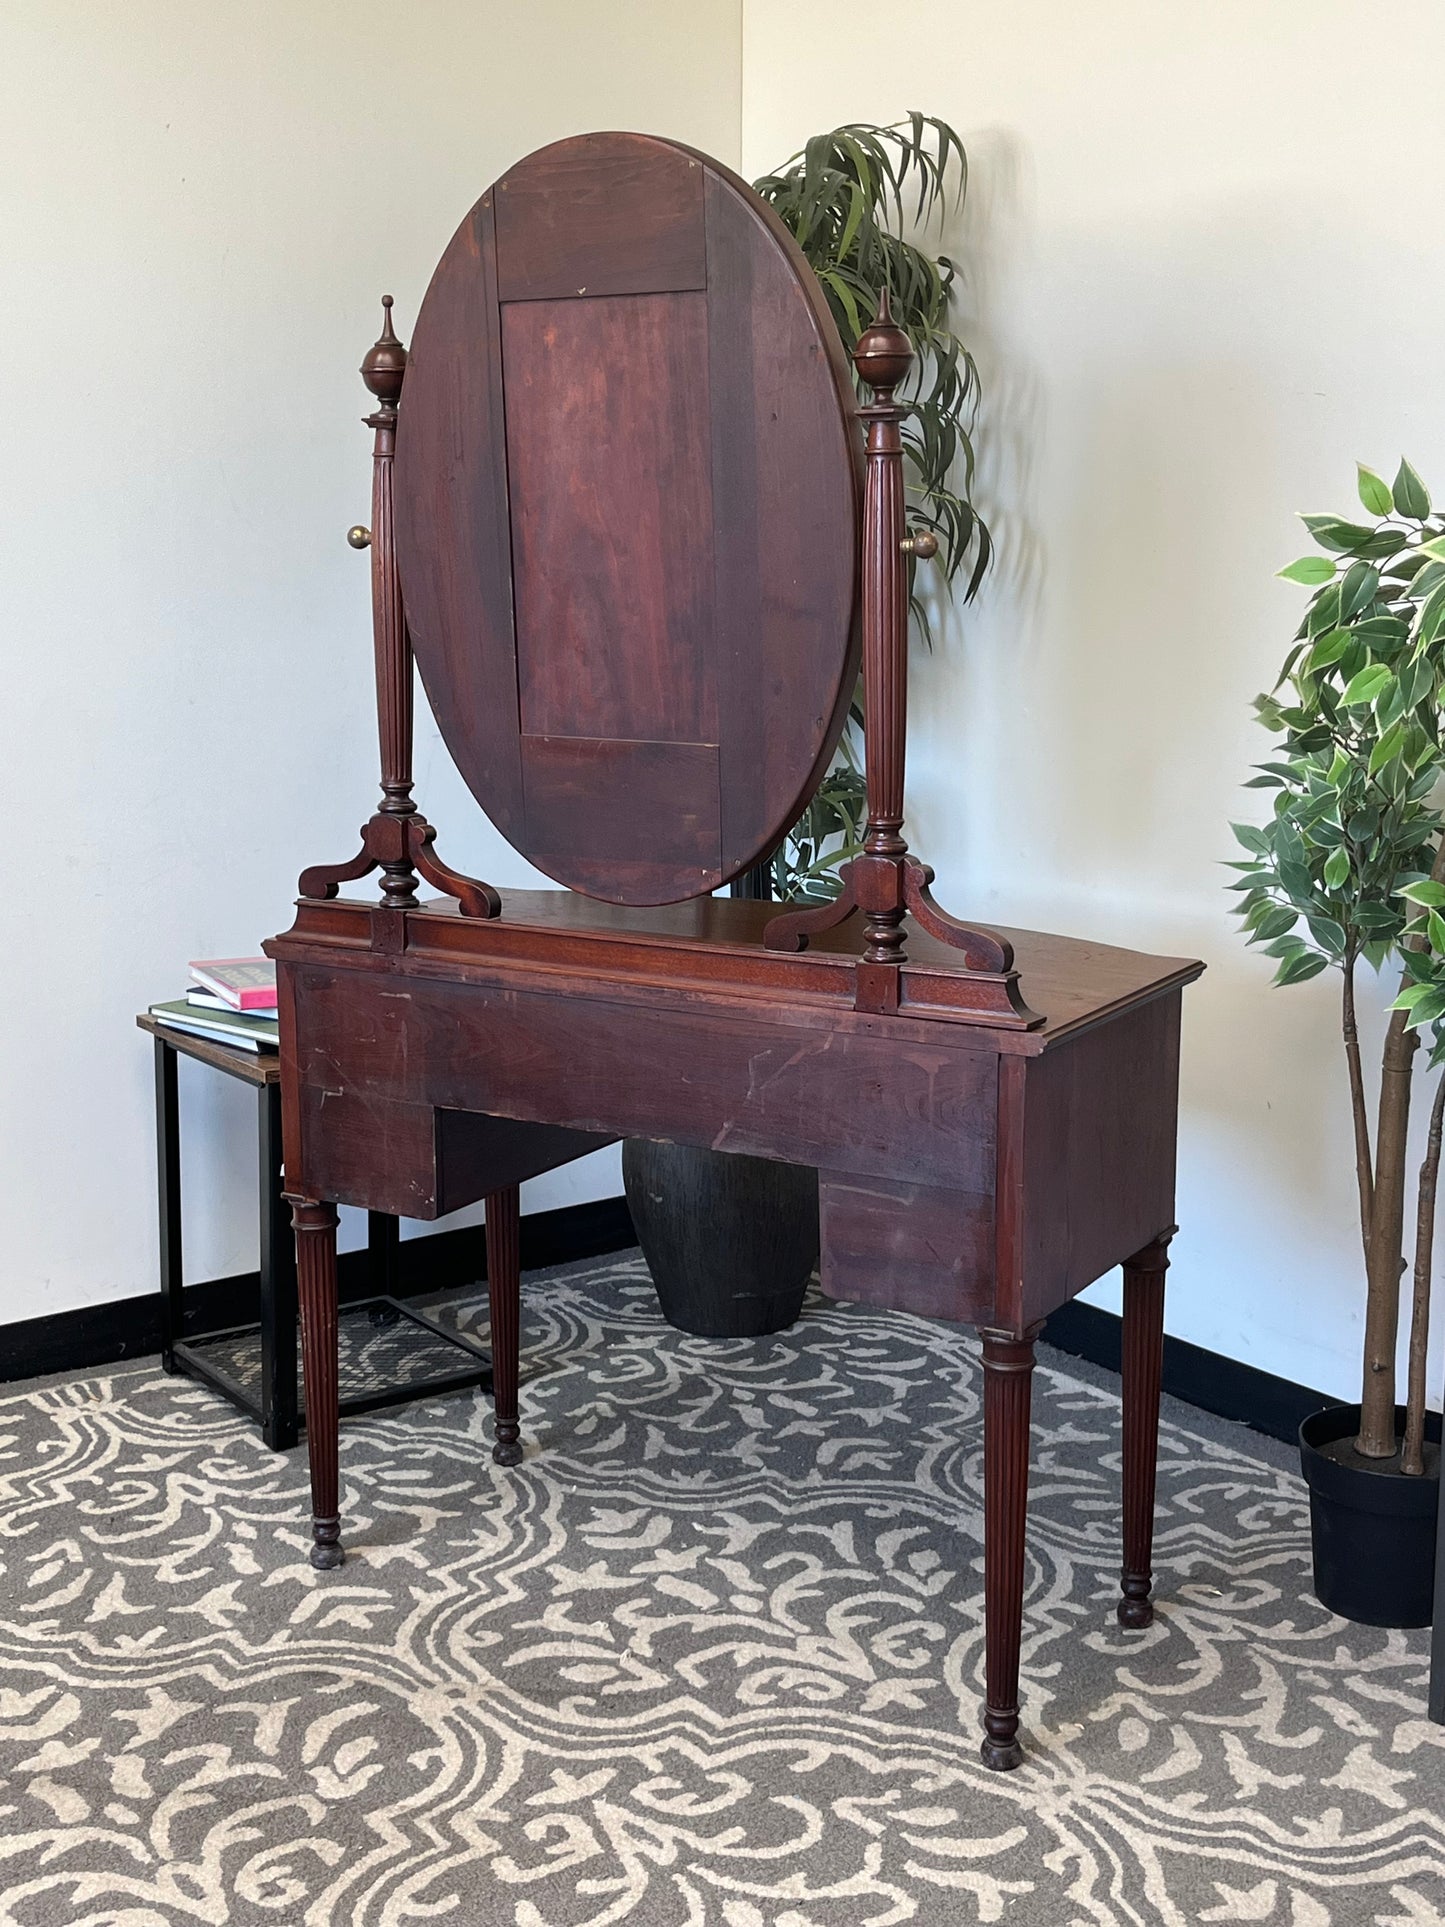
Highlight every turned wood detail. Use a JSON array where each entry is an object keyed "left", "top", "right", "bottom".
[
  {"left": 297, "top": 298, "right": 498, "bottom": 922},
  {"left": 979, "top": 1323, "right": 1042, "bottom": 1771},
  {"left": 288, "top": 1197, "right": 343, "bottom": 1570},
  {"left": 485, "top": 1185, "right": 523, "bottom": 1466},
  {"left": 1119, "top": 1229, "right": 1173, "bottom": 1629},
  {"left": 762, "top": 291, "right": 1037, "bottom": 1030}
]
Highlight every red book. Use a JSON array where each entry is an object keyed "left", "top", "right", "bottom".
[{"left": 187, "top": 957, "right": 278, "bottom": 1012}]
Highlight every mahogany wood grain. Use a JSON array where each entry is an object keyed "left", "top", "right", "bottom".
[
  {"left": 289, "top": 1199, "right": 342, "bottom": 1570},
  {"left": 282, "top": 962, "right": 1000, "bottom": 1198},
  {"left": 1007, "top": 990, "right": 1182, "bottom": 1329},
  {"left": 493, "top": 136, "right": 705, "bottom": 301},
  {"left": 505, "top": 292, "right": 716, "bottom": 745},
  {"left": 1119, "top": 1235, "right": 1171, "bottom": 1628},
  {"left": 485, "top": 1185, "right": 523, "bottom": 1465},
  {"left": 394, "top": 131, "right": 860, "bottom": 905},
  {"left": 980, "top": 1326, "right": 1040, "bottom": 1770},
  {"left": 818, "top": 1173, "right": 994, "bottom": 1325},
  {"left": 396, "top": 192, "right": 524, "bottom": 841},
  {"left": 276, "top": 890, "right": 1201, "bottom": 1048}
]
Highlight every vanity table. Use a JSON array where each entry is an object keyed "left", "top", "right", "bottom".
[{"left": 268, "top": 131, "right": 1201, "bottom": 1771}]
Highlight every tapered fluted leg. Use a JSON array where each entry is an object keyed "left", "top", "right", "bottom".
[
  {"left": 290, "top": 1198, "right": 343, "bottom": 1570},
  {"left": 1119, "top": 1233, "right": 1171, "bottom": 1628},
  {"left": 486, "top": 1185, "right": 523, "bottom": 1466},
  {"left": 980, "top": 1325, "right": 1040, "bottom": 1771}
]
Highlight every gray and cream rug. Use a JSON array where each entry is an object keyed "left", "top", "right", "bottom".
[{"left": 1, "top": 1253, "right": 1442, "bottom": 1926}]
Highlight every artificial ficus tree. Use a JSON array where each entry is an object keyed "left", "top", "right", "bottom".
[{"left": 1230, "top": 459, "right": 1445, "bottom": 1468}]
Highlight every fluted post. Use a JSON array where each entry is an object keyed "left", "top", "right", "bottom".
[
  {"left": 854, "top": 288, "right": 914, "bottom": 968},
  {"left": 290, "top": 1198, "right": 343, "bottom": 1570},
  {"left": 1119, "top": 1234, "right": 1172, "bottom": 1628},
  {"left": 360, "top": 297, "right": 418, "bottom": 906},
  {"left": 486, "top": 1185, "right": 523, "bottom": 1466},
  {"left": 980, "top": 1325, "right": 1040, "bottom": 1769}
]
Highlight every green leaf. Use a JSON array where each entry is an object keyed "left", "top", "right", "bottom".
[
  {"left": 1308, "top": 629, "right": 1351, "bottom": 670},
  {"left": 1340, "top": 663, "right": 1392, "bottom": 706},
  {"left": 1306, "top": 584, "right": 1342, "bottom": 636},
  {"left": 1323, "top": 846, "right": 1350, "bottom": 889},
  {"left": 1338, "top": 562, "right": 1380, "bottom": 621},
  {"left": 1418, "top": 535, "right": 1445, "bottom": 565},
  {"left": 1419, "top": 582, "right": 1445, "bottom": 648},
  {"left": 1231, "top": 821, "right": 1270, "bottom": 855},
  {"left": 1306, "top": 913, "right": 1347, "bottom": 956},
  {"left": 1275, "top": 950, "right": 1328, "bottom": 986},
  {"left": 1357, "top": 463, "right": 1394, "bottom": 516},
  {"left": 1429, "top": 910, "right": 1445, "bottom": 954},
  {"left": 1255, "top": 905, "right": 1298, "bottom": 940},
  {"left": 1393, "top": 458, "right": 1432, "bottom": 520},
  {"left": 1393, "top": 981, "right": 1438, "bottom": 1009},
  {"left": 1279, "top": 555, "right": 1337, "bottom": 586},
  {"left": 1300, "top": 515, "right": 1381, "bottom": 554},
  {"left": 1369, "top": 719, "right": 1405, "bottom": 777},
  {"left": 1397, "top": 878, "right": 1445, "bottom": 906},
  {"left": 1405, "top": 988, "right": 1445, "bottom": 1029}
]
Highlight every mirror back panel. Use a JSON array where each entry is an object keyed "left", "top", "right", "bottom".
[{"left": 395, "top": 131, "right": 861, "bottom": 905}]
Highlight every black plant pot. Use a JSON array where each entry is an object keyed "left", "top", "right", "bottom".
[
  {"left": 1298, "top": 1402, "right": 1440, "bottom": 1627},
  {"left": 621, "top": 1138, "right": 818, "bottom": 1338}
]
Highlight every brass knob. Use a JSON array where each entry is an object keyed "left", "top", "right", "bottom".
[
  {"left": 900, "top": 529, "right": 938, "bottom": 559},
  {"left": 347, "top": 525, "right": 372, "bottom": 550}
]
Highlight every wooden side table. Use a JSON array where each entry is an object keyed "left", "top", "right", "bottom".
[{"left": 138, "top": 1014, "right": 493, "bottom": 1450}]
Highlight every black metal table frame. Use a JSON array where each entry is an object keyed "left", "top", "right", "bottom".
[{"left": 151, "top": 1032, "right": 492, "bottom": 1451}]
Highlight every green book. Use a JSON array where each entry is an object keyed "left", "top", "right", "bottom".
[{"left": 149, "top": 998, "right": 280, "bottom": 1053}]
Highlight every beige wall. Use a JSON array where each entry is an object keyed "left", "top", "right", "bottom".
[
  {"left": 743, "top": 0, "right": 1445, "bottom": 1398},
  {"left": 2, "top": 2, "right": 741, "bottom": 1322}
]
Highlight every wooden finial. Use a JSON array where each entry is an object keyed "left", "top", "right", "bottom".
[
  {"left": 361, "top": 294, "right": 407, "bottom": 409},
  {"left": 852, "top": 285, "right": 912, "bottom": 396}
]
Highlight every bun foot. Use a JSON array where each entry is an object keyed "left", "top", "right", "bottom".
[
  {"left": 980, "top": 1709, "right": 1023, "bottom": 1771},
  {"left": 492, "top": 1435, "right": 523, "bottom": 1467},
  {"left": 979, "top": 1733, "right": 1024, "bottom": 1772},
  {"left": 310, "top": 1517, "right": 345, "bottom": 1570},
  {"left": 1117, "top": 1573, "right": 1153, "bottom": 1628}
]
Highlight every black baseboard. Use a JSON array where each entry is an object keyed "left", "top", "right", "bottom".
[
  {"left": 1044, "top": 1297, "right": 1333, "bottom": 1447},
  {"left": 0, "top": 1196, "right": 636, "bottom": 1387},
  {"left": 3, "top": 1202, "right": 1346, "bottom": 1449}
]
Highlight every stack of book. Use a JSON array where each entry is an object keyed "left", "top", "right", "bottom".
[{"left": 149, "top": 958, "right": 279, "bottom": 1053}]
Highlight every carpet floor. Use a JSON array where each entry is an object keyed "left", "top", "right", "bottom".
[{"left": 0, "top": 1253, "right": 1441, "bottom": 1927}]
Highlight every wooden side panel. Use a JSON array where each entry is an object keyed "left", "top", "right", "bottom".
[
  {"left": 1001, "top": 991, "right": 1183, "bottom": 1330},
  {"left": 504, "top": 293, "right": 717, "bottom": 745},
  {"left": 436, "top": 1111, "right": 613, "bottom": 1206},
  {"left": 520, "top": 736, "right": 720, "bottom": 901},
  {"left": 494, "top": 136, "right": 705, "bottom": 301},
  {"left": 705, "top": 170, "right": 862, "bottom": 876},
  {"left": 292, "top": 1084, "right": 610, "bottom": 1221},
  {"left": 818, "top": 1173, "right": 995, "bottom": 1325},
  {"left": 287, "top": 966, "right": 998, "bottom": 1193},
  {"left": 297, "top": 1086, "right": 441, "bottom": 1218},
  {"left": 394, "top": 195, "right": 523, "bottom": 836}
]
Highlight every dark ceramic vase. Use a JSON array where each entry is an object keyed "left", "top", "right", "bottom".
[
  {"left": 622, "top": 1138, "right": 818, "bottom": 1337},
  {"left": 1298, "top": 1402, "right": 1440, "bottom": 1627}
]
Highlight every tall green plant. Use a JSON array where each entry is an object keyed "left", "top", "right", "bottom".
[
  {"left": 1229, "top": 459, "right": 1445, "bottom": 1467},
  {"left": 752, "top": 115, "right": 989, "bottom": 903}
]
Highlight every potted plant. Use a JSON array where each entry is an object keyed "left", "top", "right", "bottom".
[
  {"left": 626, "top": 114, "right": 990, "bottom": 1337},
  {"left": 1230, "top": 457, "right": 1445, "bottom": 1624}
]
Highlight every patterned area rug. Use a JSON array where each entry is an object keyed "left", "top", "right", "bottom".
[{"left": 1, "top": 1253, "right": 1442, "bottom": 1927}]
